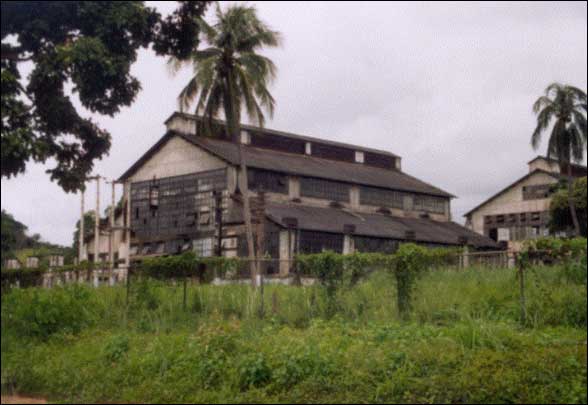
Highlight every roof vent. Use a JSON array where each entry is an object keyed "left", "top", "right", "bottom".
[
  {"left": 343, "top": 224, "right": 356, "bottom": 234},
  {"left": 405, "top": 230, "right": 416, "bottom": 240},
  {"left": 283, "top": 217, "right": 299, "bottom": 229}
]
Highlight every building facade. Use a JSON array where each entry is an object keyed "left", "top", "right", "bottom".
[
  {"left": 84, "top": 112, "right": 498, "bottom": 275},
  {"left": 465, "top": 157, "right": 587, "bottom": 250}
]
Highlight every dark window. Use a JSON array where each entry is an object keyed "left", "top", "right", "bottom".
[
  {"left": 131, "top": 170, "right": 227, "bottom": 240},
  {"left": 299, "top": 231, "right": 344, "bottom": 254},
  {"left": 523, "top": 184, "right": 553, "bottom": 200},
  {"left": 311, "top": 143, "right": 355, "bottom": 162},
  {"left": 531, "top": 212, "right": 541, "bottom": 222},
  {"left": 354, "top": 236, "right": 399, "bottom": 254},
  {"left": 485, "top": 216, "right": 493, "bottom": 225},
  {"left": 496, "top": 215, "right": 505, "bottom": 224},
  {"left": 300, "top": 177, "right": 350, "bottom": 202},
  {"left": 249, "top": 132, "right": 306, "bottom": 154},
  {"left": 489, "top": 228, "right": 498, "bottom": 242},
  {"left": 364, "top": 152, "right": 397, "bottom": 170},
  {"left": 360, "top": 186, "right": 404, "bottom": 209},
  {"left": 248, "top": 169, "right": 289, "bottom": 194},
  {"left": 413, "top": 195, "right": 447, "bottom": 214}
]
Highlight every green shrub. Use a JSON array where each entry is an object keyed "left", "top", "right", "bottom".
[
  {"left": 1, "top": 284, "right": 96, "bottom": 339},
  {"left": 238, "top": 353, "right": 272, "bottom": 391},
  {"left": 103, "top": 334, "right": 130, "bottom": 363}
]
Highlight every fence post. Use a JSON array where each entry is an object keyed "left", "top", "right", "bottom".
[
  {"left": 517, "top": 253, "right": 527, "bottom": 327},
  {"left": 183, "top": 270, "right": 187, "bottom": 312}
]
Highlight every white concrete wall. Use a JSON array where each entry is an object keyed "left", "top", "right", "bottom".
[
  {"left": 529, "top": 158, "right": 559, "bottom": 174},
  {"left": 469, "top": 171, "right": 558, "bottom": 235},
  {"left": 129, "top": 137, "right": 227, "bottom": 183}
]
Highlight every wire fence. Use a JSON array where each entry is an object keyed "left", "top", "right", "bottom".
[{"left": 0, "top": 250, "right": 542, "bottom": 291}]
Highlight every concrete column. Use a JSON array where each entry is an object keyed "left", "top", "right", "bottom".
[
  {"left": 279, "top": 230, "right": 291, "bottom": 276},
  {"left": 343, "top": 235, "right": 355, "bottom": 254},
  {"left": 124, "top": 181, "right": 132, "bottom": 269},
  {"left": 289, "top": 178, "right": 300, "bottom": 199},
  {"left": 463, "top": 246, "right": 470, "bottom": 269},
  {"left": 350, "top": 186, "right": 360, "bottom": 209}
]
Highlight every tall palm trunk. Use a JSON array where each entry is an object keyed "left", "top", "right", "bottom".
[
  {"left": 564, "top": 160, "right": 581, "bottom": 237},
  {"left": 225, "top": 70, "right": 258, "bottom": 286}
]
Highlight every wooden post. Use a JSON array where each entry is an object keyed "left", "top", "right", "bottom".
[
  {"left": 79, "top": 189, "right": 85, "bottom": 263},
  {"left": 183, "top": 274, "right": 187, "bottom": 311},
  {"left": 517, "top": 254, "right": 527, "bottom": 326},
  {"left": 256, "top": 191, "right": 266, "bottom": 317}
]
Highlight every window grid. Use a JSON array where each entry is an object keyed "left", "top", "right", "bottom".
[
  {"left": 360, "top": 186, "right": 405, "bottom": 209},
  {"left": 413, "top": 195, "right": 447, "bottom": 214},
  {"left": 300, "top": 177, "right": 350, "bottom": 202}
]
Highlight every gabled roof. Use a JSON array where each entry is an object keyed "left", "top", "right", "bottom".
[
  {"left": 528, "top": 156, "right": 588, "bottom": 172},
  {"left": 120, "top": 131, "right": 454, "bottom": 198},
  {"left": 464, "top": 169, "right": 560, "bottom": 217},
  {"left": 183, "top": 133, "right": 454, "bottom": 198},
  {"left": 165, "top": 112, "right": 400, "bottom": 158},
  {"left": 264, "top": 202, "right": 498, "bottom": 249}
]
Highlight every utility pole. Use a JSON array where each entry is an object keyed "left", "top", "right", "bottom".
[
  {"left": 95, "top": 176, "right": 100, "bottom": 265},
  {"left": 109, "top": 180, "right": 116, "bottom": 275},
  {"left": 79, "top": 188, "right": 85, "bottom": 263}
]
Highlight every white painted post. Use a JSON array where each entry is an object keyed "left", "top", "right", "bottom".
[
  {"left": 79, "top": 189, "right": 85, "bottom": 263},
  {"left": 124, "top": 181, "right": 131, "bottom": 270},
  {"left": 95, "top": 177, "right": 100, "bottom": 266},
  {"left": 109, "top": 180, "right": 116, "bottom": 285}
]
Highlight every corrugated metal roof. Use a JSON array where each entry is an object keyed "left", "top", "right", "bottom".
[
  {"left": 165, "top": 112, "right": 400, "bottom": 158},
  {"left": 262, "top": 202, "right": 499, "bottom": 249},
  {"left": 178, "top": 133, "right": 454, "bottom": 198}
]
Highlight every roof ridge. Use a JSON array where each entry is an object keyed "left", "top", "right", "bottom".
[{"left": 166, "top": 112, "right": 399, "bottom": 158}]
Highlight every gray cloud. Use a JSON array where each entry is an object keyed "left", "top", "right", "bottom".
[{"left": 2, "top": 1, "right": 586, "bottom": 246}]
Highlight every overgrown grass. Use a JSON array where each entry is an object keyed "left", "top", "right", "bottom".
[{"left": 1, "top": 263, "right": 587, "bottom": 404}]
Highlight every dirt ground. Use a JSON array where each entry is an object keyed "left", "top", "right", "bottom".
[{"left": 0, "top": 396, "right": 47, "bottom": 404}]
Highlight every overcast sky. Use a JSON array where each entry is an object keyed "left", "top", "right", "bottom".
[{"left": 1, "top": 1, "right": 587, "bottom": 246}]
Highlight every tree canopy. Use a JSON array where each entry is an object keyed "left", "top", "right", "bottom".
[
  {"left": 1, "top": 1, "right": 211, "bottom": 192},
  {"left": 531, "top": 83, "right": 587, "bottom": 236},
  {"left": 550, "top": 177, "right": 587, "bottom": 237}
]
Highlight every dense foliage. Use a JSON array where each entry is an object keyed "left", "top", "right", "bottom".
[
  {"left": 1, "top": 1, "right": 210, "bottom": 191},
  {"left": 531, "top": 83, "right": 587, "bottom": 236},
  {"left": 1, "top": 210, "right": 73, "bottom": 264},
  {"left": 1, "top": 262, "right": 586, "bottom": 403},
  {"left": 550, "top": 177, "right": 588, "bottom": 237}
]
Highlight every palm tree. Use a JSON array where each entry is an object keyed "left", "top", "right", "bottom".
[
  {"left": 170, "top": 3, "right": 281, "bottom": 284},
  {"left": 531, "top": 83, "right": 587, "bottom": 236}
]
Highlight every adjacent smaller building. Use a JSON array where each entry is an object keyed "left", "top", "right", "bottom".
[{"left": 465, "top": 156, "right": 587, "bottom": 250}]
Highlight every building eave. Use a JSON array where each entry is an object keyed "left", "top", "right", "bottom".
[{"left": 463, "top": 169, "right": 560, "bottom": 218}]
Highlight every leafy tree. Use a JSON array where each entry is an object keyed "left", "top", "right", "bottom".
[
  {"left": 1, "top": 1, "right": 211, "bottom": 192},
  {"left": 169, "top": 3, "right": 281, "bottom": 283},
  {"left": 531, "top": 83, "right": 587, "bottom": 236},
  {"left": 72, "top": 212, "right": 97, "bottom": 255},
  {"left": 1, "top": 210, "right": 28, "bottom": 261},
  {"left": 550, "top": 177, "right": 587, "bottom": 237}
]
